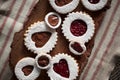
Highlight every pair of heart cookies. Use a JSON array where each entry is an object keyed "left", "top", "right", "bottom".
[{"left": 15, "top": 53, "right": 78, "bottom": 80}]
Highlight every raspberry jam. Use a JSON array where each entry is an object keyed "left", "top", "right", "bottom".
[
  {"left": 22, "top": 65, "right": 33, "bottom": 76},
  {"left": 53, "top": 59, "right": 69, "bottom": 78},
  {"left": 71, "top": 42, "right": 83, "bottom": 53},
  {"left": 32, "top": 32, "right": 51, "bottom": 47},
  {"left": 88, "top": 0, "right": 100, "bottom": 4},
  {"left": 70, "top": 20, "right": 87, "bottom": 36}
]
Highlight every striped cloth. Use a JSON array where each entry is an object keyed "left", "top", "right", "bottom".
[
  {"left": 0, "top": 0, "right": 38, "bottom": 80},
  {"left": 0, "top": 0, "right": 120, "bottom": 80}
]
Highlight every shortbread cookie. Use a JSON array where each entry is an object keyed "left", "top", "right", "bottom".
[
  {"left": 49, "top": 0, "right": 79, "bottom": 14},
  {"left": 47, "top": 53, "right": 79, "bottom": 80},
  {"left": 15, "top": 57, "right": 40, "bottom": 80},
  {"left": 24, "top": 21, "right": 58, "bottom": 54}
]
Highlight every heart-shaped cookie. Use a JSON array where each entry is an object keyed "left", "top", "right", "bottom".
[
  {"left": 24, "top": 21, "right": 58, "bottom": 54},
  {"left": 47, "top": 53, "right": 79, "bottom": 80},
  {"left": 14, "top": 57, "right": 40, "bottom": 80}
]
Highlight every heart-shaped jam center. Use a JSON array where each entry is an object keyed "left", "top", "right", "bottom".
[
  {"left": 71, "top": 42, "right": 83, "bottom": 53},
  {"left": 32, "top": 32, "right": 51, "bottom": 47},
  {"left": 53, "top": 59, "right": 69, "bottom": 78},
  {"left": 48, "top": 15, "right": 59, "bottom": 27},
  {"left": 55, "top": 0, "right": 72, "bottom": 6},
  {"left": 70, "top": 20, "right": 87, "bottom": 36},
  {"left": 88, "top": 0, "right": 100, "bottom": 4},
  {"left": 38, "top": 56, "right": 49, "bottom": 67},
  {"left": 22, "top": 65, "right": 33, "bottom": 76}
]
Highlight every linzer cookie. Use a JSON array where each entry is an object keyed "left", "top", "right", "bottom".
[
  {"left": 47, "top": 53, "right": 79, "bottom": 80},
  {"left": 81, "top": 0, "right": 108, "bottom": 11},
  {"left": 49, "top": 0, "right": 79, "bottom": 14},
  {"left": 14, "top": 57, "right": 40, "bottom": 80},
  {"left": 9, "top": 0, "right": 112, "bottom": 80},
  {"left": 24, "top": 21, "right": 58, "bottom": 54},
  {"left": 62, "top": 12, "right": 95, "bottom": 43}
]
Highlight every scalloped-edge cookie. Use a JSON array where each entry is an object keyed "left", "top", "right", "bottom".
[
  {"left": 14, "top": 57, "right": 40, "bottom": 80},
  {"left": 47, "top": 53, "right": 79, "bottom": 80},
  {"left": 62, "top": 12, "right": 95, "bottom": 43},
  {"left": 81, "top": 0, "right": 108, "bottom": 11},
  {"left": 24, "top": 21, "right": 58, "bottom": 54},
  {"left": 49, "top": 0, "right": 79, "bottom": 14}
]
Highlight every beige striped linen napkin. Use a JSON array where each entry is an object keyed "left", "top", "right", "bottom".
[
  {"left": 0, "top": 0, "right": 38, "bottom": 80},
  {"left": 0, "top": 0, "right": 120, "bottom": 80}
]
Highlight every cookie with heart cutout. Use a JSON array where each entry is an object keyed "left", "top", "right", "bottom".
[
  {"left": 49, "top": 0, "right": 79, "bottom": 14},
  {"left": 47, "top": 53, "right": 79, "bottom": 80},
  {"left": 24, "top": 21, "right": 58, "bottom": 54},
  {"left": 9, "top": 0, "right": 112, "bottom": 80},
  {"left": 14, "top": 57, "right": 40, "bottom": 80}
]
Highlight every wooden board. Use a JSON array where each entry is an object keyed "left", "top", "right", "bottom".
[{"left": 9, "top": 0, "right": 111, "bottom": 80}]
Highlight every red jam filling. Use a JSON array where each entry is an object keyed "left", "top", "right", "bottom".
[
  {"left": 55, "top": 0, "right": 72, "bottom": 6},
  {"left": 32, "top": 32, "right": 51, "bottom": 47},
  {"left": 22, "top": 65, "right": 33, "bottom": 76},
  {"left": 88, "top": 0, "right": 100, "bottom": 4},
  {"left": 71, "top": 42, "right": 83, "bottom": 53},
  {"left": 38, "top": 56, "right": 49, "bottom": 67},
  {"left": 70, "top": 20, "right": 87, "bottom": 36},
  {"left": 53, "top": 59, "right": 69, "bottom": 78},
  {"left": 48, "top": 15, "right": 59, "bottom": 27}
]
